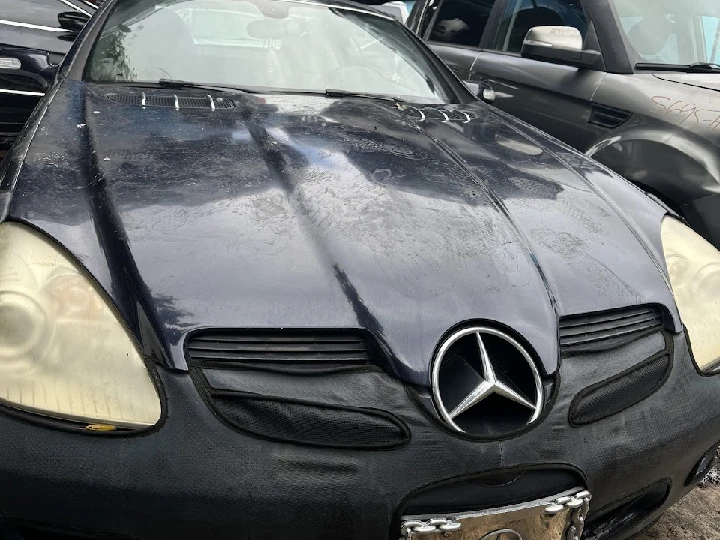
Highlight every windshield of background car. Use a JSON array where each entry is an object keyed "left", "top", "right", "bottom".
[
  {"left": 610, "top": 0, "right": 720, "bottom": 65},
  {"left": 85, "top": 0, "right": 458, "bottom": 103}
]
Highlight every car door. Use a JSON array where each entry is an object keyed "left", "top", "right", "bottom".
[
  {"left": 409, "top": 0, "right": 501, "bottom": 81},
  {"left": 469, "top": 0, "right": 604, "bottom": 148}
]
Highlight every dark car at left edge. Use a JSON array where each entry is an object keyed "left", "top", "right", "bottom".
[{"left": 0, "top": 0, "right": 98, "bottom": 151}]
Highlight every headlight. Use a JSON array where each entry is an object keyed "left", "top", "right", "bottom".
[
  {"left": 661, "top": 217, "right": 720, "bottom": 372},
  {"left": 0, "top": 222, "right": 161, "bottom": 427}
]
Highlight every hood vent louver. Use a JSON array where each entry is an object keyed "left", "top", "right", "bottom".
[
  {"left": 559, "top": 305, "right": 664, "bottom": 355},
  {"left": 589, "top": 104, "right": 631, "bottom": 129},
  {"left": 186, "top": 330, "right": 370, "bottom": 366},
  {"left": 105, "top": 93, "right": 235, "bottom": 110}
]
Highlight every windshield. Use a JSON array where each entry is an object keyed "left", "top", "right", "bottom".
[
  {"left": 85, "top": 0, "right": 458, "bottom": 103},
  {"left": 610, "top": 0, "right": 720, "bottom": 66}
]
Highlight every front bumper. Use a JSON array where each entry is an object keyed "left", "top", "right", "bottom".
[{"left": 1, "top": 332, "right": 719, "bottom": 540}]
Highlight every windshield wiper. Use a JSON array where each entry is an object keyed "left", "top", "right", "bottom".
[
  {"left": 636, "top": 62, "right": 720, "bottom": 73},
  {"left": 113, "top": 79, "right": 260, "bottom": 94},
  {"left": 158, "top": 79, "right": 262, "bottom": 93},
  {"left": 324, "top": 89, "right": 408, "bottom": 103}
]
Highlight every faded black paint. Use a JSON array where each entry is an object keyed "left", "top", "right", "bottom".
[{"left": 3, "top": 81, "right": 679, "bottom": 385}]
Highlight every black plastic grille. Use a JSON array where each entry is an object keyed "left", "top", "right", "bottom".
[
  {"left": 559, "top": 306, "right": 664, "bottom": 354},
  {"left": 105, "top": 93, "right": 235, "bottom": 109},
  {"left": 187, "top": 330, "right": 370, "bottom": 365},
  {"left": 589, "top": 104, "right": 631, "bottom": 129},
  {"left": 209, "top": 393, "right": 409, "bottom": 449},
  {"left": 106, "top": 93, "right": 142, "bottom": 105},
  {"left": 570, "top": 353, "right": 670, "bottom": 426}
]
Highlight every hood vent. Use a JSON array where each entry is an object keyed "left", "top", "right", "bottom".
[
  {"left": 186, "top": 330, "right": 370, "bottom": 366},
  {"left": 105, "top": 92, "right": 235, "bottom": 110},
  {"left": 559, "top": 305, "right": 663, "bottom": 354},
  {"left": 401, "top": 106, "right": 475, "bottom": 124},
  {"left": 589, "top": 104, "right": 631, "bottom": 129}
]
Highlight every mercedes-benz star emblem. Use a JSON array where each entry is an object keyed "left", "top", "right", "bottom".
[{"left": 432, "top": 326, "right": 543, "bottom": 434}]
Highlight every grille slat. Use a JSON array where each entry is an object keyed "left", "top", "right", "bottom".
[
  {"left": 560, "top": 313, "right": 660, "bottom": 339},
  {"left": 559, "top": 306, "right": 663, "bottom": 354},
  {"left": 186, "top": 331, "right": 370, "bottom": 364},
  {"left": 189, "top": 342, "right": 367, "bottom": 354},
  {"left": 559, "top": 309, "right": 657, "bottom": 330},
  {"left": 192, "top": 333, "right": 363, "bottom": 344},
  {"left": 188, "top": 351, "right": 369, "bottom": 362}
]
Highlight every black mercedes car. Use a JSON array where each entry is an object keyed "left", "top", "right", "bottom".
[
  {"left": 0, "top": 0, "right": 719, "bottom": 539},
  {"left": 0, "top": 0, "right": 97, "bottom": 151}
]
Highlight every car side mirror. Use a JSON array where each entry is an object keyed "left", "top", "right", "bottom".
[
  {"left": 521, "top": 26, "right": 601, "bottom": 68},
  {"left": 58, "top": 11, "right": 91, "bottom": 34},
  {"left": 0, "top": 48, "right": 58, "bottom": 90},
  {"left": 464, "top": 81, "right": 495, "bottom": 104}
]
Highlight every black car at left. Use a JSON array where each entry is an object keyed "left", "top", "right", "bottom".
[{"left": 0, "top": 0, "right": 98, "bottom": 151}]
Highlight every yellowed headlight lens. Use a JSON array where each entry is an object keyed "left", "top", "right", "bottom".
[
  {"left": 661, "top": 217, "right": 720, "bottom": 372},
  {"left": 0, "top": 223, "right": 161, "bottom": 427}
]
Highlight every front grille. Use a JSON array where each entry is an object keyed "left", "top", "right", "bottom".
[
  {"left": 569, "top": 352, "right": 671, "bottom": 426},
  {"left": 105, "top": 93, "right": 235, "bottom": 109},
  {"left": 186, "top": 330, "right": 370, "bottom": 365},
  {"left": 187, "top": 329, "right": 408, "bottom": 448},
  {"left": 559, "top": 306, "right": 664, "bottom": 354},
  {"left": 399, "top": 469, "right": 584, "bottom": 515},
  {"left": 589, "top": 104, "right": 631, "bottom": 129}
]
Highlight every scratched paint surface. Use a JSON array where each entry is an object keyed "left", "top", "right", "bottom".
[{"left": 4, "top": 81, "right": 678, "bottom": 382}]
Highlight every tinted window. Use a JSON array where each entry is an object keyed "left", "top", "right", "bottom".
[
  {"left": 611, "top": 0, "right": 720, "bottom": 65},
  {"left": 427, "top": 0, "right": 495, "bottom": 47},
  {"left": 491, "top": 0, "right": 587, "bottom": 53},
  {"left": 86, "top": 0, "right": 459, "bottom": 104}
]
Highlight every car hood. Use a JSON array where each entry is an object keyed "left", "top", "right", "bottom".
[
  {"left": 654, "top": 72, "right": 720, "bottom": 93},
  {"left": 5, "top": 82, "right": 678, "bottom": 384}
]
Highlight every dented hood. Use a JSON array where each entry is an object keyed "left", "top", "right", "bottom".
[{"left": 6, "top": 82, "right": 677, "bottom": 385}]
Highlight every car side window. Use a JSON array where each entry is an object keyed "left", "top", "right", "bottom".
[
  {"left": 702, "top": 16, "right": 720, "bottom": 63},
  {"left": 426, "top": 0, "right": 496, "bottom": 48},
  {"left": 490, "top": 0, "right": 587, "bottom": 54}
]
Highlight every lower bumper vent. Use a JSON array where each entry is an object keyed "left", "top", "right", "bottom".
[
  {"left": 583, "top": 481, "right": 669, "bottom": 539},
  {"left": 569, "top": 352, "right": 670, "bottom": 426},
  {"left": 208, "top": 391, "right": 409, "bottom": 449}
]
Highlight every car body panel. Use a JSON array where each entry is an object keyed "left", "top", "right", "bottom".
[
  {"left": 588, "top": 73, "right": 720, "bottom": 246},
  {"left": 469, "top": 52, "right": 606, "bottom": 146},
  {"left": 1, "top": 332, "right": 719, "bottom": 539},
  {"left": 2, "top": 81, "right": 679, "bottom": 383},
  {"left": 0, "top": 3, "right": 714, "bottom": 539},
  {"left": 410, "top": 0, "right": 720, "bottom": 249}
]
